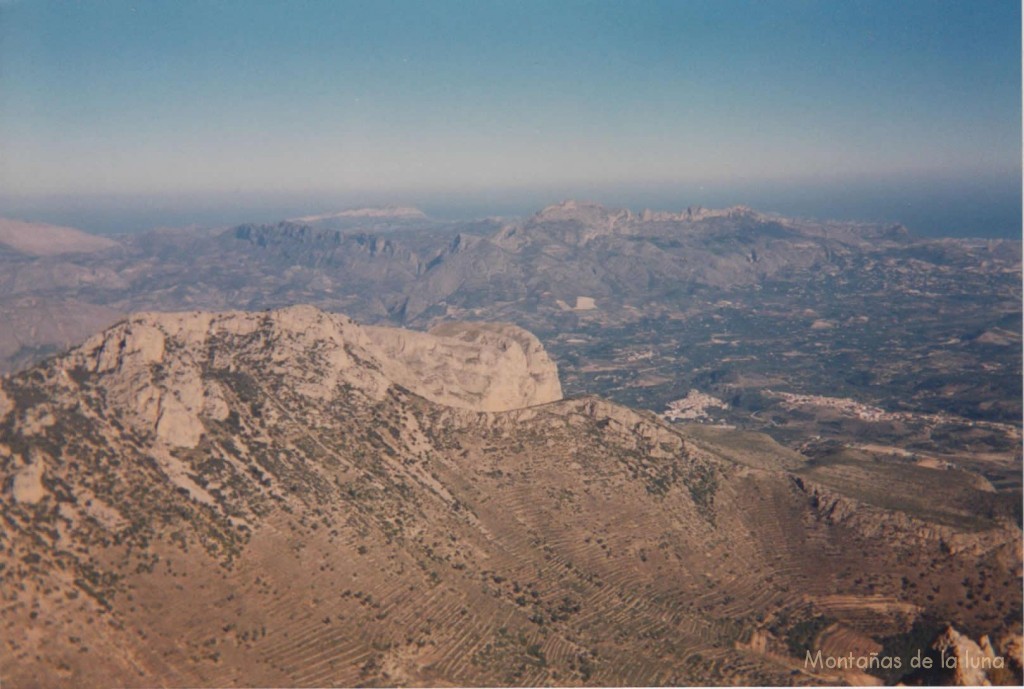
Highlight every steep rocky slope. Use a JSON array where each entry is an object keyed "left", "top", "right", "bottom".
[{"left": 1, "top": 307, "right": 1019, "bottom": 687}]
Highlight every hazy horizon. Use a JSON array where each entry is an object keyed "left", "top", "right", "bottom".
[
  {"left": 1, "top": 168, "right": 1021, "bottom": 239},
  {"left": 1, "top": 0, "right": 1020, "bottom": 238}
]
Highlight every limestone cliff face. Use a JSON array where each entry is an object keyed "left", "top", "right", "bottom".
[
  {"left": 365, "top": 321, "right": 562, "bottom": 413},
  {"left": 64, "top": 305, "right": 562, "bottom": 449}
]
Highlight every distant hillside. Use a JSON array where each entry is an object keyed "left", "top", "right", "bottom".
[
  {"left": 291, "top": 206, "right": 428, "bottom": 222},
  {"left": 0, "top": 201, "right": 1018, "bottom": 437},
  {"left": 0, "top": 218, "right": 118, "bottom": 256}
]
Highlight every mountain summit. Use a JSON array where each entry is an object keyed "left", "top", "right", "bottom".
[
  {"left": 1, "top": 306, "right": 1019, "bottom": 687},
  {"left": 69, "top": 306, "right": 561, "bottom": 447}
]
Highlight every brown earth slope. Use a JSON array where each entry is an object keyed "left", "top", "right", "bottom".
[{"left": 0, "top": 307, "right": 1019, "bottom": 687}]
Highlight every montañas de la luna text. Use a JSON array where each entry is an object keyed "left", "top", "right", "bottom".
[{"left": 805, "top": 649, "right": 1006, "bottom": 672}]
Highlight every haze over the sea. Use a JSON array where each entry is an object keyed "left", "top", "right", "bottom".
[{"left": 1, "top": 0, "right": 1020, "bottom": 238}]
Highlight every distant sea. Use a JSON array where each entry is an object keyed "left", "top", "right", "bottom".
[{"left": 1, "top": 172, "right": 1020, "bottom": 239}]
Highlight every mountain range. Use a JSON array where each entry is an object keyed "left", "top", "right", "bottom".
[{"left": 0, "top": 203, "right": 1018, "bottom": 457}]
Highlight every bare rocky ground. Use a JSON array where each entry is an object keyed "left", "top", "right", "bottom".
[{"left": 0, "top": 307, "right": 1020, "bottom": 687}]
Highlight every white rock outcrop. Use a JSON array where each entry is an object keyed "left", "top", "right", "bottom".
[
  {"left": 0, "top": 384, "right": 12, "bottom": 423},
  {"left": 64, "top": 306, "right": 563, "bottom": 449},
  {"left": 10, "top": 452, "right": 46, "bottom": 504},
  {"left": 932, "top": 625, "right": 1007, "bottom": 685},
  {"left": 366, "top": 320, "right": 563, "bottom": 412}
]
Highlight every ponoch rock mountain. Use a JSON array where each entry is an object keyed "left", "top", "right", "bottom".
[{"left": 1, "top": 306, "right": 1019, "bottom": 687}]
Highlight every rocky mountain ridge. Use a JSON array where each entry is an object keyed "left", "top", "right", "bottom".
[
  {"left": 71, "top": 307, "right": 562, "bottom": 438},
  {"left": 0, "top": 202, "right": 1018, "bottom": 521},
  {"left": 0, "top": 201, "right": 1015, "bottom": 374},
  {"left": 0, "top": 306, "right": 1020, "bottom": 687}
]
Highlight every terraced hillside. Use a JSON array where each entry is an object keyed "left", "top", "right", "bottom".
[{"left": 0, "top": 307, "right": 1020, "bottom": 687}]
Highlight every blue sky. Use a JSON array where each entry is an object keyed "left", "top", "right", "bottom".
[{"left": 0, "top": 0, "right": 1020, "bottom": 235}]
